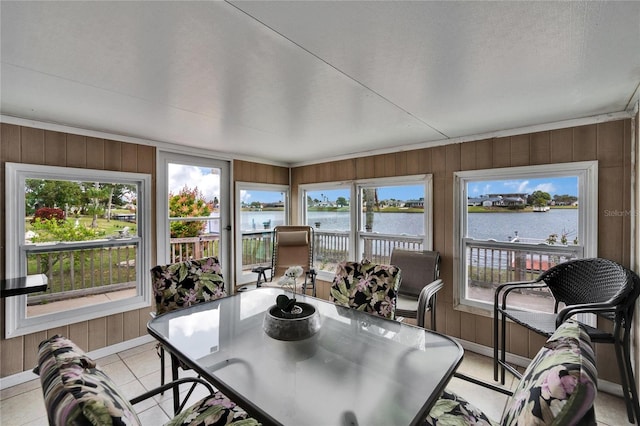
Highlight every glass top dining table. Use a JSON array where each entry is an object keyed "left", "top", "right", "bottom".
[{"left": 147, "top": 288, "right": 463, "bottom": 426}]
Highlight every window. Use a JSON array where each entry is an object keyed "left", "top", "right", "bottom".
[
  {"left": 356, "top": 178, "right": 431, "bottom": 263},
  {"left": 5, "top": 163, "right": 151, "bottom": 338},
  {"left": 454, "top": 162, "right": 598, "bottom": 313},
  {"left": 301, "top": 176, "right": 432, "bottom": 281},
  {"left": 302, "top": 184, "right": 353, "bottom": 276},
  {"left": 235, "top": 182, "right": 289, "bottom": 285}
]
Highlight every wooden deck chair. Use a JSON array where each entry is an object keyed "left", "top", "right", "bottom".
[{"left": 256, "top": 225, "right": 317, "bottom": 296}]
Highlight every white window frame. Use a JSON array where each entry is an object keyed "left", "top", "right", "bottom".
[
  {"left": 5, "top": 163, "right": 152, "bottom": 338},
  {"left": 299, "top": 181, "right": 355, "bottom": 282},
  {"left": 300, "top": 175, "right": 432, "bottom": 282},
  {"left": 355, "top": 175, "right": 433, "bottom": 258},
  {"left": 453, "top": 161, "right": 598, "bottom": 314},
  {"left": 234, "top": 182, "right": 289, "bottom": 285},
  {"left": 156, "top": 152, "right": 231, "bottom": 273}
]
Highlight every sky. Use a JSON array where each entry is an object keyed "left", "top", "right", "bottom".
[
  {"left": 467, "top": 176, "right": 578, "bottom": 198},
  {"left": 168, "top": 164, "right": 220, "bottom": 201},
  {"left": 167, "top": 164, "right": 578, "bottom": 204}
]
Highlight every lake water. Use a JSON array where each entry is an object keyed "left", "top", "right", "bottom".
[{"left": 241, "top": 209, "right": 578, "bottom": 242}]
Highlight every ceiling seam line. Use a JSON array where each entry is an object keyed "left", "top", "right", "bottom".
[{"left": 225, "top": 0, "right": 449, "bottom": 139}]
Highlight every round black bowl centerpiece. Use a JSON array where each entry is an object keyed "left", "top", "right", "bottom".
[{"left": 263, "top": 301, "right": 320, "bottom": 341}]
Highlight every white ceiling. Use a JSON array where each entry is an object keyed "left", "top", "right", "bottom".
[{"left": 1, "top": 1, "right": 639, "bottom": 164}]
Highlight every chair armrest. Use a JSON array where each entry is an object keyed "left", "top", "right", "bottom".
[
  {"left": 556, "top": 302, "right": 618, "bottom": 326},
  {"left": 495, "top": 281, "right": 548, "bottom": 310},
  {"left": 417, "top": 279, "right": 444, "bottom": 310},
  {"left": 130, "top": 377, "right": 214, "bottom": 406},
  {"left": 416, "top": 279, "right": 444, "bottom": 328}
]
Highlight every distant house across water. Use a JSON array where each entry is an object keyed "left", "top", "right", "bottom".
[{"left": 468, "top": 193, "right": 527, "bottom": 207}]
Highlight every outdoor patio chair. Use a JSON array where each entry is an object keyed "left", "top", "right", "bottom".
[
  {"left": 255, "top": 225, "right": 317, "bottom": 296},
  {"left": 390, "top": 249, "right": 442, "bottom": 329},
  {"left": 494, "top": 257, "right": 640, "bottom": 423},
  {"left": 329, "top": 259, "right": 401, "bottom": 320},
  {"left": 427, "top": 320, "right": 598, "bottom": 426},
  {"left": 34, "top": 334, "right": 258, "bottom": 425},
  {"left": 151, "top": 256, "right": 227, "bottom": 413}
]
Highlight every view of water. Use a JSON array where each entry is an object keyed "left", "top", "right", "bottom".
[
  {"left": 468, "top": 209, "right": 578, "bottom": 242},
  {"left": 241, "top": 209, "right": 578, "bottom": 241}
]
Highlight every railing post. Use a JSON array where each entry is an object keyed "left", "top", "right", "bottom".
[
  {"left": 195, "top": 236, "right": 202, "bottom": 259},
  {"left": 514, "top": 249, "right": 527, "bottom": 281}
]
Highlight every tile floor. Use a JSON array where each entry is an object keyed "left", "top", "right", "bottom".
[{"left": 0, "top": 342, "right": 632, "bottom": 425}]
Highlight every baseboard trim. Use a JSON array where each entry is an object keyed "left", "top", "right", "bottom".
[{"left": 0, "top": 335, "right": 154, "bottom": 390}]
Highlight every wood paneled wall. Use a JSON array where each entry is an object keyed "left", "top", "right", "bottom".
[
  {"left": 0, "top": 124, "right": 156, "bottom": 377},
  {"left": 291, "top": 119, "right": 633, "bottom": 384},
  {"left": 0, "top": 120, "right": 633, "bottom": 384},
  {"left": 233, "top": 160, "right": 289, "bottom": 185}
]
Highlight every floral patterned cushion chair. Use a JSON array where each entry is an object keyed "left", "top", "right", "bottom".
[
  {"left": 152, "top": 256, "right": 226, "bottom": 315},
  {"left": 329, "top": 259, "right": 402, "bottom": 320},
  {"left": 425, "top": 320, "right": 598, "bottom": 426},
  {"left": 151, "top": 256, "right": 227, "bottom": 408},
  {"left": 34, "top": 335, "right": 259, "bottom": 426}
]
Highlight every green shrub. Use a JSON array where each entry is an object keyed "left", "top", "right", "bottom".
[{"left": 31, "top": 218, "right": 105, "bottom": 242}]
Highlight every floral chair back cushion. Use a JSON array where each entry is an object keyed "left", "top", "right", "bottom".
[
  {"left": 330, "top": 259, "right": 401, "bottom": 319},
  {"left": 425, "top": 320, "right": 597, "bottom": 426},
  {"left": 501, "top": 320, "right": 598, "bottom": 425},
  {"left": 152, "top": 257, "right": 226, "bottom": 315},
  {"left": 34, "top": 335, "right": 141, "bottom": 426}
]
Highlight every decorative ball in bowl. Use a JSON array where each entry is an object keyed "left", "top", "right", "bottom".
[{"left": 263, "top": 295, "right": 321, "bottom": 341}]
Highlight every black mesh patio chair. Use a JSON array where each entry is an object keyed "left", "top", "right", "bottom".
[
  {"left": 493, "top": 257, "right": 640, "bottom": 423},
  {"left": 390, "top": 249, "right": 443, "bottom": 329}
]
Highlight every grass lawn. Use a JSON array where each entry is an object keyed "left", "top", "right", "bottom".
[{"left": 25, "top": 214, "right": 137, "bottom": 241}]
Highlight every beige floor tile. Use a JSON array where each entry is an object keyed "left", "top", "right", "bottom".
[
  {"left": 20, "top": 416, "right": 48, "bottom": 426},
  {"left": 137, "top": 404, "right": 171, "bottom": 425},
  {"left": 457, "top": 350, "right": 519, "bottom": 389},
  {"left": 95, "top": 353, "right": 121, "bottom": 366},
  {"left": 122, "top": 349, "right": 163, "bottom": 378},
  {"left": 0, "top": 387, "right": 46, "bottom": 426},
  {"left": 0, "top": 378, "right": 41, "bottom": 400},
  {"left": 595, "top": 390, "right": 634, "bottom": 425},
  {"left": 99, "top": 360, "right": 137, "bottom": 386},
  {"left": 118, "top": 380, "right": 158, "bottom": 413},
  {"left": 118, "top": 341, "right": 157, "bottom": 360},
  {"left": 138, "top": 368, "right": 175, "bottom": 403}
]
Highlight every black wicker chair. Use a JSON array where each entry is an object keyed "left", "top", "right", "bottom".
[{"left": 494, "top": 257, "right": 640, "bottom": 424}]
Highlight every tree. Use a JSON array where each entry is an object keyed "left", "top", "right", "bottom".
[
  {"left": 552, "top": 194, "right": 578, "bottom": 205},
  {"left": 336, "top": 196, "right": 348, "bottom": 207},
  {"left": 25, "top": 179, "right": 82, "bottom": 214},
  {"left": 82, "top": 182, "right": 110, "bottom": 228},
  {"left": 169, "top": 186, "right": 213, "bottom": 238},
  {"left": 528, "top": 190, "right": 551, "bottom": 207},
  {"left": 363, "top": 188, "right": 378, "bottom": 231}
]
